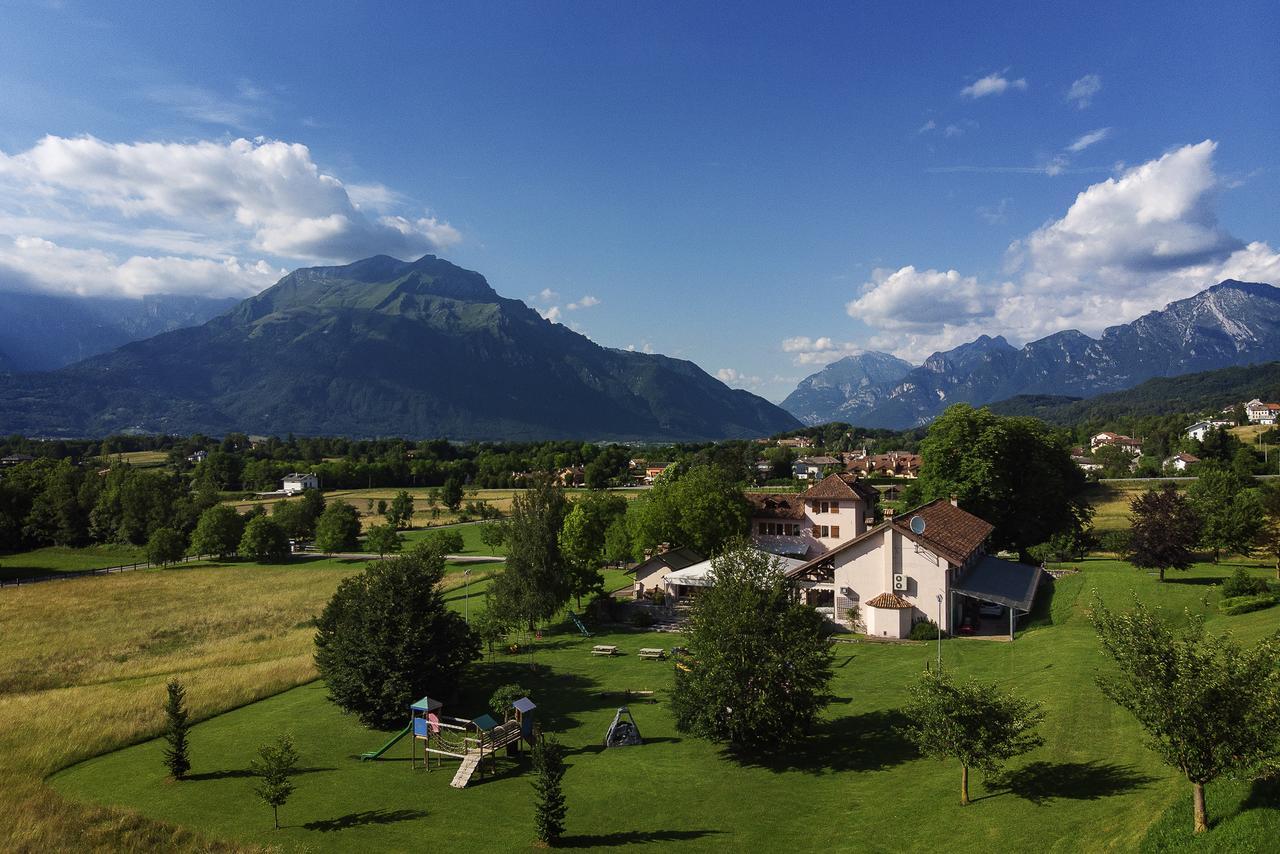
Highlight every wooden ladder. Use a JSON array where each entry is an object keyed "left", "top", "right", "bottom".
[{"left": 450, "top": 750, "right": 483, "bottom": 789}]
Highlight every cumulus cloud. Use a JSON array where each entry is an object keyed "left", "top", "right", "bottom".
[
  {"left": 0, "top": 134, "right": 460, "bottom": 298},
  {"left": 961, "top": 72, "right": 1027, "bottom": 99},
  {"left": 781, "top": 336, "right": 887, "bottom": 366},
  {"left": 834, "top": 141, "right": 1280, "bottom": 361},
  {"left": 567, "top": 295, "right": 600, "bottom": 310},
  {"left": 539, "top": 305, "right": 562, "bottom": 322},
  {"left": 1067, "top": 128, "right": 1111, "bottom": 153},
  {"left": 1066, "top": 74, "right": 1102, "bottom": 109},
  {"left": 716, "top": 367, "right": 762, "bottom": 389}
]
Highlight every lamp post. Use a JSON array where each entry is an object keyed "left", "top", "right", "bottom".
[
  {"left": 935, "top": 593, "right": 943, "bottom": 672},
  {"left": 464, "top": 568, "right": 472, "bottom": 624}
]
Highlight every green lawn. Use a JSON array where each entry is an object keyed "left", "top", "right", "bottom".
[
  {"left": 398, "top": 522, "right": 508, "bottom": 556},
  {"left": 0, "top": 543, "right": 148, "bottom": 581},
  {"left": 50, "top": 558, "right": 1280, "bottom": 852}
]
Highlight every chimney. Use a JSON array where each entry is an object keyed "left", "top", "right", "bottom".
[{"left": 949, "top": 494, "right": 958, "bottom": 507}]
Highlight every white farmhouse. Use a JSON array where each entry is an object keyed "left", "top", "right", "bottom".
[
  {"left": 282, "top": 472, "right": 319, "bottom": 494},
  {"left": 1185, "top": 420, "right": 1235, "bottom": 442},
  {"left": 1163, "top": 453, "right": 1200, "bottom": 472}
]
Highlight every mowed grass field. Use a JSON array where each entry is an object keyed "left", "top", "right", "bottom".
[
  {"left": 1086, "top": 481, "right": 1190, "bottom": 533},
  {"left": 8, "top": 556, "right": 1272, "bottom": 852},
  {"left": 0, "top": 543, "right": 148, "bottom": 581}
]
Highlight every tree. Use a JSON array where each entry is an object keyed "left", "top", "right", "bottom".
[
  {"left": 162, "top": 678, "right": 192, "bottom": 780},
  {"left": 531, "top": 736, "right": 568, "bottom": 846},
  {"left": 189, "top": 504, "right": 244, "bottom": 559},
  {"left": 479, "top": 520, "right": 508, "bottom": 552},
  {"left": 1127, "top": 484, "right": 1200, "bottom": 581},
  {"left": 558, "top": 493, "right": 627, "bottom": 609},
  {"left": 239, "top": 515, "right": 290, "bottom": 563},
  {"left": 364, "top": 524, "right": 403, "bottom": 558},
  {"left": 314, "top": 500, "right": 361, "bottom": 553},
  {"left": 672, "top": 543, "right": 833, "bottom": 748},
  {"left": 421, "top": 528, "right": 465, "bottom": 554},
  {"left": 1188, "top": 466, "right": 1262, "bottom": 562},
  {"left": 489, "top": 683, "right": 529, "bottom": 719},
  {"left": 146, "top": 526, "right": 186, "bottom": 567},
  {"left": 1092, "top": 597, "right": 1280, "bottom": 834},
  {"left": 474, "top": 597, "right": 511, "bottom": 660},
  {"left": 901, "top": 668, "right": 1044, "bottom": 805},
  {"left": 442, "top": 477, "right": 464, "bottom": 512},
  {"left": 314, "top": 546, "right": 480, "bottom": 727},
  {"left": 386, "top": 490, "right": 415, "bottom": 530},
  {"left": 627, "top": 464, "right": 750, "bottom": 558},
  {"left": 251, "top": 734, "right": 299, "bottom": 830},
  {"left": 1092, "top": 443, "right": 1136, "bottom": 478},
  {"left": 602, "top": 518, "right": 631, "bottom": 566},
  {"left": 911, "top": 404, "right": 1091, "bottom": 561},
  {"left": 490, "top": 478, "right": 571, "bottom": 630},
  {"left": 1257, "top": 481, "right": 1280, "bottom": 579}
]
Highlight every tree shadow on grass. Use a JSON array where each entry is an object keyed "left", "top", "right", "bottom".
[
  {"left": 185, "top": 766, "right": 335, "bottom": 781},
  {"left": 303, "top": 808, "right": 428, "bottom": 832},
  {"left": 456, "top": 662, "right": 609, "bottom": 732},
  {"left": 1162, "top": 576, "right": 1222, "bottom": 586},
  {"left": 1244, "top": 774, "right": 1280, "bottom": 810},
  {"left": 724, "top": 709, "right": 918, "bottom": 775},
  {"left": 986, "top": 761, "right": 1157, "bottom": 805},
  {"left": 557, "top": 829, "right": 726, "bottom": 847}
]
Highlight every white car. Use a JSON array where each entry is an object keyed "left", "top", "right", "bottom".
[{"left": 978, "top": 602, "right": 1004, "bottom": 618}]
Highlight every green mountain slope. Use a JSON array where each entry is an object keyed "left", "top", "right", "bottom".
[{"left": 0, "top": 255, "right": 801, "bottom": 440}]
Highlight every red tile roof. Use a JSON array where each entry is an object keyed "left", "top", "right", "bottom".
[
  {"left": 801, "top": 473, "right": 880, "bottom": 503},
  {"left": 865, "top": 592, "right": 912, "bottom": 609},
  {"left": 745, "top": 492, "right": 805, "bottom": 520},
  {"left": 892, "top": 500, "right": 994, "bottom": 567}
]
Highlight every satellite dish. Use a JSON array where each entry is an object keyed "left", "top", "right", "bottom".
[{"left": 909, "top": 515, "right": 927, "bottom": 535}]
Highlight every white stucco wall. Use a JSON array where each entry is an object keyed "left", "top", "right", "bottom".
[{"left": 831, "top": 527, "right": 955, "bottom": 636}]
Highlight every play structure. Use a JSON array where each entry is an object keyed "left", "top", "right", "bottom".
[
  {"left": 363, "top": 694, "right": 538, "bottom": 789},
  {"left": 603, "top": 706, "right": 643, "bottom": 747},
  {"left": 567, "top": 609, "right": 594, "bottom": 637}
]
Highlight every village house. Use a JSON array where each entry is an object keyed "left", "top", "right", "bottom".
[
  {"left": 747, "top": 472, "right": 879, "bottom": 560},
  {"left": 777, "top": 436, "right": 815, "bottom": 449},
  {"left": 792, "top": 455, "right": 840, "bottom": 480},
  {"left": 1090, "top": 432, "right": 1143, "bottom": 455},
  {"left": 1185, "top": 420, "right": 1235, "bottom": 442},
  {"left": 186, "top": 450, "right": 208, "bottom": 464},
  {"left": 631, "top": 546, "right": 705, "bottom": 598},
  {"left": 0, "top": 453, "right": 36, "bottom": 466},
  {"left": 1244, "top": 399, "right": 1280, "bottom": 425},
  {"left": 282, "top": 472, "right": 319, "bottom": 494},
  {"left": 1163, "top": 453, "right": 1200, "bottom": 472},
  {"left": 784, "top": 498, "right": 1040, "bottom": 639},
  {"left": 845, "top": 451, "right": 921, "bottom": 478},
  {"left": 643, "top": 463, "right": 672, "bottom": 484}
]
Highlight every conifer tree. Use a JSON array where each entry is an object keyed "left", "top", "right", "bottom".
[
  {"left": 162, "top": 678, "right": 191, "bottom": 780},
  {"left": 532, "top": 735, "right": 567, "bottom": 845}
]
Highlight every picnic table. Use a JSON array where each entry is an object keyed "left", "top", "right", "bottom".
[
  {"left": 638, "top": 647, "right": 666, "bottom": 660},
  {"left": 591, "top": 644, "right": 619, "bottom": 656}
]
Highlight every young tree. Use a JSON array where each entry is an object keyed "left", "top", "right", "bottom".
[
  {"left": 558, "top": 492, "right": 628, "bottom": 609},
  {"left": 1092, "top": 597, "right": 1280, "bottom": 834},
  {"left": 911, "top": 404, "right": 1091, "bottom": 561},
  {"left": 1128, "top": 484, "right": 1201, "bottom": 581},
  {"left": 442, "top": 477, "right": 464, "bottom": 512},
  {"left": 490, "top": 478, "right": 571, "bottom": 630},
  {"left": 673, "top": 543, "right": 833, "bottom": 748},
  {"left": 602, "top": 518, "right": 631, "bottom": 567},
  {"left": 531, "top": 735, "right": 568, "bottom": 846},
  {"left": 1189, "top": 466, "right": 1262, "bottom": 562},
  {"left": 251, "top": 734, "right": 299, "bottom": 830},
  {"left": 314, "top": 546, "right": 480, "bottom": 727},
  {"left": 364, "top": 523, "right": 403, "bottom": 558},
  {"left": 146, "top": 526, "right": 186, "bottom": 567},
  {"left": 386, "top": 490, "right": 415, "bottom": 530},
  {"left": 162, "top": 678, "right": 192, "bottom": 780},
  {"left": 314, "top": 500, "right": 361, "bottom": 553},
  {"left": 239, "top": 515, "right": 290, "bottom": 563},
  {"left": 489, "top": 683, "right": 529, "bottom": 719},
  {"left": 479, "top": 520, "right": 508, "bottom": 552},
  {"left": 189, "top": 504, "right": 244, "bottom": 559},
  {"left": 901, "top": 668, "right": 1044, "bottom": 805},
  {"left": 420, "top": 528, "right": 464, "bottom": 554}
]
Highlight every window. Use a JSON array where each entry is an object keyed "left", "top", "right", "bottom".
[
  {"left": 818, "top": 525, "right": 829, "bottom": 538},
  {"left": 820, "top": 501, "right": 829, "bottom": 513},
  {"left": 830, "top": 525, "right": 840, "bottom": 539},
  {"left": 788, "top": 523, "right": 800, "bottom": 536},
  {"left": 758, "top": 522, "right": 767, "bottom": 535},
  {"left": 831, "top": 501, "right": 839, "bottom": 513}
]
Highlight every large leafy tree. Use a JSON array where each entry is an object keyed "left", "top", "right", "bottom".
[
  {"left": 314, "top": 545, "right": 480, "bottom": 728},
  {"left": 559, "top": 492, "right": 628, "bottom": 608},
  {"left": 1188, "top": 465, "right": 1262, "bottom": 562},
  {"left": 1128, "top": 484, "right": 1201, "bottom": 581},
  {"left": 491, "top": 478, "right": 571, "bottom": 629},
  {"left": 672, "top": 543, "right": 833, "bottom": 748},
  {"left": 627, "top": 463, "right": 750, "bottom": 559},
  {"left": 314, "top": 500, "right": 361, "bottom": 553},
  {"left": 910, "top": 404, "right": 1090, "bottom": 560},
  {"left": 385, "top": 490, "right": 415, "bottom": 530},
  {"left": 190, "top": 504, "right": 245, "bottom": 559},
  {"left": 1092, "top": 597, "right": 1280, "bottom": 834},
  {"left": 239, "top": 515, "right": 290, "bottom": 563},
  {"left": 901, "top": 668, "right": 1044, "bottom": 805},
  {"left": 146, "top": 526, "right": 187, "bottom": 567}
]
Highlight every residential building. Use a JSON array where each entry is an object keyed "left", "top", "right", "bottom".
[
  {"left": 785, "top": 498, "right": 1040, "bottom": 639},
  {"left": 186, "top": 450, "right": 208, "bottom": 464},
  {"left": 1164, "top": 453, "right": 1200, "bottom": 472},
  {"left": 845, "top": 451, "right": 921, "bottom": 478},
  {"left": 632, "top": 546, "right": 704, "bottom": 597},
  {"left": 0, "top": 453, "right": 36, "bottom": 466},
  {"left": 1245, "top": 399, "right": 1280, "bottom": 425},
  {"left": 1185, "top": 420, "right": 1235, "bottom": 442},
  {"left": 777, "top": 436, "right": 815, "bottom": 449},
  {"left": 282, "top": 472, "right": 319, "bottom": 494},
  {"left": 644, "top": 464, "right": 671, "bottom": 484},
  {"left": 792, "top": 455, "right": 840, "bottom": 480},
  {"left": 747, "top": 472, "right": 879, "bottom": 559},
  {"left": 1090, "top": 432, "right": 1143, "bottom": 455}
]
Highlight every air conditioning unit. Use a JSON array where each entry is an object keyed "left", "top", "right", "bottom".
[{"left": 892, "top": 574, "right": 907, "bottom": 591}]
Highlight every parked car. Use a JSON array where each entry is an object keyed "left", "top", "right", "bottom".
[{"left": 979, "top": 602, "right": 1004, "bottom": 618}]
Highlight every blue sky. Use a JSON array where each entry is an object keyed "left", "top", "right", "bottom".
[{"left": 0, "top": 1, "right": 1277, "bottom": 401}]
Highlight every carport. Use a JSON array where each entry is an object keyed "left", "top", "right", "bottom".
[{"left": 951, "top": 555, "right": 1043, "bottom": 640}]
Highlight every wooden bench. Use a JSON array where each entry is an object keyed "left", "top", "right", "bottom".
[
  {"left": 591, "top": 645, "right": 619, "bottom": 656},
  {"left": 638, "top": 648, "right": 666, "bottom": 660}
]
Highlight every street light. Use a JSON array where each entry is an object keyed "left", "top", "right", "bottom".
[
  {"left": 464, "top": 568, "right": 472, "bottom": 624},
  {"left": 936, "top": 593, "right": 943, "bottom": 672}
]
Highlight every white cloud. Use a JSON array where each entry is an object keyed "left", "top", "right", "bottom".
[
  {"left": 977, "top": 197, "right": 1012, "bottom": 224},
  {"left": 916, "top": 120, "right": 937, "bottom": 135},
  {"left": 536, "top": 288, "right": 560, "bottom": 303},
  {"left": 567, "top": 294, "right": 600, "bottom": 310},
  {"left": 832, "top": 141, "right": 1280, "bottom": 361},
  {"left": 625, "top": 341, "right": 655, "bottom": 354},
  {"left": 539, "top": 305, "right": 562, "bottom": 322},
  {"left": 0, "top": 134, "right": 460, "bottom": 298},
  {"left": 944, "top": 124, "right": 964, "bottom": 138},
  {"left": 781, "top": 336, "right": 885, "bottom": 366},
  {"left": 1066, "top": 74, "right": 1102, "bottom": 109},
  {"left": 961, "top": 72, "right": 1028, "bottom": 99},
  {"left": 144, "top": 83, "right": 266, "bottom": 129},
  {"left": 716, "top": 367, "right": 763, "bottom": 389},
  {"left": 1067, "top": 128, "right": 1111, "bottom": 153}
]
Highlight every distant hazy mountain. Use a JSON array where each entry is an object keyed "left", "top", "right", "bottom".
[
  {"left": 0, "top": 255, "right": 801, "bottom": 440},
  {"left": 0, "top": 291, "right": 239, "bottom": 371},
  {"left": 781, "top": 280, "right": 1280, "bottom": 428},
  {"left": 780, "top": 351, "right": 914, "bottom": 426}
]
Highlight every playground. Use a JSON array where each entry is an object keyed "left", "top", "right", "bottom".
[{"left": 25, "top": 557, "right": 1280, "bottom": 851}]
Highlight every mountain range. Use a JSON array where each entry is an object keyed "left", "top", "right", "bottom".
[
  {"left": 781, "top": 280, "right": 1280, "bottom": 428},
  {"left": 0, "top": 255, "right": 800, "bottom": 440},
  {"left": 0, "top": 291, "right": 239, "bottom": 371}
]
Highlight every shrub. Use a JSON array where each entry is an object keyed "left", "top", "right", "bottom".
[
  {"left": 630, "top": 609, "right": 655, "bottom": 628},
  {"left": 1221, "top": 568, "right": 1267, "bottom": 599},
  {"left": 909, "top": 619, "right": 941, "bottom": 641},
  {"left": 1096, "top": 529, "right": 1131, "bottom": 555},
  {"left": 1219, "top": 594, "right": 1279, "bottom": 616}
]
